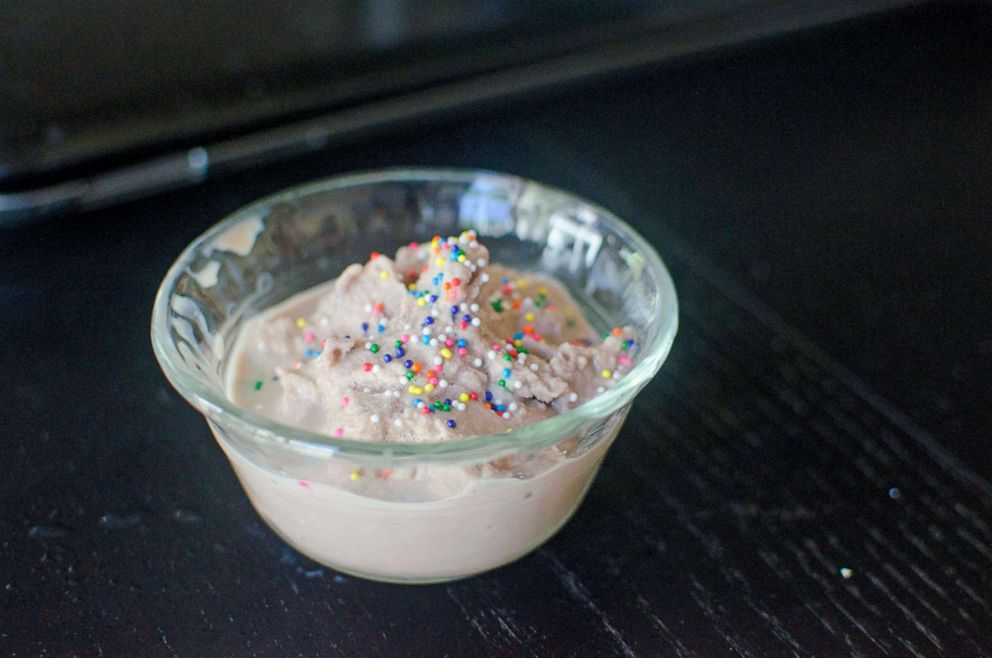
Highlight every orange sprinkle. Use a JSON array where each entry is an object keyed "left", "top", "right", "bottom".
[
  {"left": 411, "top": 363, "right": 423, "bottom": 374},
  {"left": 612, "top": 327, "right": 623, "bottom": 336}
]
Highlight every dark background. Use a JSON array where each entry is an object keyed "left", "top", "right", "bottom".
[{"left": 2, "top": 2, "right": 991, "bottom": 655}]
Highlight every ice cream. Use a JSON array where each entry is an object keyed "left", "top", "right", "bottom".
[
  {"left": 220, "top": 230, "right": 638, "bottom": 581},
  {"left": 228, "top": 231, "right": 636, "bottom": 442}
]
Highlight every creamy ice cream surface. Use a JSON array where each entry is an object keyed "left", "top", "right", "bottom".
[{"left": 228, "top": 231, "right": 636, "bottom": 441}]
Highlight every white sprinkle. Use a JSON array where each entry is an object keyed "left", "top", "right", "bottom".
[
  {"left": 394, "top": 418, "right": 403, "bottom": 427},
  {"left": 517, "top": 353, "right": 527, "bottom": 363},
  {"left": 439, "top": 379, "right": 449, "bottom": 388},
  {"left": 477, "top": 259, "right": 485, "bottom": 267},
  {"left": 416, "top": 401, "right": 425, "bottom": 409},
  {"left": 363, "top": 304, "right": 372, "bottom": 313},
  {"left": 480, "top": 273, "right": 490, "bottom": 283},
  {"left": 422, "top": 327, "right": 431, "bottom": 335},
  {"left": 460, "top": 303, "right": 468, "bottom": 312},
  {"left": 613, "top": 371, "right": 621, "bottom": 379},
  {"left": 370, "top": 414, "right": 380, "bottom": 424},
  {"left": 372, "top": 365, "right": 380, "bottom": 374},
  {"left": 509, "top": 402, "right": 518, "bottom": 412},
  {"left": 456, "top": 403, "right": 466, "bottom": 411},
  {"left": 404, "top": 323, "right": 411, "bottom": 331},
  {"left": 471, "top": 317, "right": 481, "bottom": 327},
  {"left": 568, "top": 393, "right": 578, "bottom": 402},
  {"left": 444, "top": 325, "right": 454, "bottom": 334},
  {"left": 503, "top": 412, "right": 511, "bottom": 420},
  {"left": 470, "top": 303, "right": 479, "bottom": 312},
  {"left": 840, "top": 567, "right": 854, "bottom": 579},
  {"left": 513, "top": 381, "right": 522, "bottom": 389},
  {"left": 459, "top": 234, "right": 468, "bottom": 244},
  {"left": 596, "top": 386, "right": 605, "bottom": 394},
  {"left": 530, "top": 363, "right": 539, "bottom": 371},
  {"left": 363, "top": 387, "right": 371, "bottom": 394},
  {"left": 430, "top": 308, "right": 439, "bottom": 317},
  {"left": 469, "top": 240, "right": 478, "bottom": 248},
  {"left": 486, "top": 351, "right": 495, "bottom": 360},
  {"left": 473, "top": 358, "right": 483, "bottom": 367},
  {"left": 433, "top": 356, "right": 443, "bottom": 365},
  {"left": 429, "top": 338, "right": 439, "bottom": 347}
]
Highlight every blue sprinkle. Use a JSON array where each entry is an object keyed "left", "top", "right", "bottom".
[
  {"left": 377, "top": 324, "right": 385, "bottom": 333},
  {"left": 383, "top": 354, "right": 392, "bottom": 363},
  {"left": 421, "top": 335, "right": 431, "bottom": 345},
  {"left": 361, "top": 322, "right": 369, "bottom": 333},
  {"left": 485, "top": 391, "right": 493, "bottom": 402},
  {"left": 496, "top": 404, "right": 506, "bottom": 412},
  {"left": 424, "top": 317, "right": 434, "bottom": 325},
  {"left": 450, "top": 305, "right": 459, "bottom": 314},
  {"left": 456, "top": 339, "right": 466, "bottom": 348},
  {"left": 463, "top": 314, "right": 471, "bottom": 323},
  {"left": 513, "top": 331, "right": 524, "bottom": 340},
  {"left": 429, "top": 293, "right": 439, "bottom": 302},
  {"left": 395, "top": 347, "right": 405, "bottom": 358},
  {"left": 503, "top": 367, "right": 511, "bottom": 378},
  {"left": 447, "top": 419, "right": 456, "bottom": 428},
  {"left": 403, "top": 359, "right": 413, "bottom": 368},
  {"left": 444, "top": 399, "right": 452, "bottom": 406}
]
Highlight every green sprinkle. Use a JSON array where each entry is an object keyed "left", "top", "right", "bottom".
[
  {"left": 406, "top": 371, "right": 414, "bottom": 380},
  {"left": 394, "top": 340, "right": 402, "bottom": 348},
  {"left": 491, "top": 299, "right": 503, "bottom": 313},
  {"left": 498, "top": 379, "right": 506, "bottom": 388},
  {"left": 442, "top": 404, "right": 451, "bottom": 412},
  {"left": 566, "top": 319, "right": 576, "bottom": 328},
  {"left": 369, "top": 343, "right": 380, "bottom": 353},
  {"left": 503, "top": 354, "right": 512, "bottom": 362},
  {"left": 253, "top": 381, "right": 263, "bottom": 391}
]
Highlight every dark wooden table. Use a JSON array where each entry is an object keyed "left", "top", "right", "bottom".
[{"left": 3, "top": 5, "right": 991, "bottom": 655}]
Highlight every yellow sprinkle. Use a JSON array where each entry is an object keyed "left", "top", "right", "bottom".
[
  {"left": 295, "top": 318, "right": 306, "bottom": 328},
  {"left": 525, "top": 312, "right": 535, "bottom": 321},
  {"left": 457, "top": 254, "right": 466, "bottom": 262},
  {"left": 408, "top": 385, "right": 424, "bottom": 395},
  {"left": 440, "top": 348, "right": 452, "bottom": 359},
  {"left": 417, "top": 297, "right": 427, "bottom": 306},
  {"left": 424, "top": 383, "right": 435, "bottom": 392},
  {"left": 380, "top": 270, "right": 389, "bottom": 280},
  {"left": 349, "top": 470, "right": 361, "bottom": 481},
  {"left": 407, "top": 283, "right": 416, "bottom": 290},
  {"left": 517, "top": 278, "right": 527, "bottom": 288},
  {"left": 459, "top": 393, "right": 469, "bottom": 402},
  {"left": 538, "top": 287, "right": 548, "bottom": 295},
  {"left": 435, "top": 258, "right": 445, "bottom": 267},
  {"left": 601, "top": 369, "right": 612, "bottom": 379},
  {"left": 514, "top": 339, "right": 523, "bottom": 347}
]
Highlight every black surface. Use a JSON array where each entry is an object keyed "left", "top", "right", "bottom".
[{"left": 2, "top": 4, "right": 991, "bottom": 655}]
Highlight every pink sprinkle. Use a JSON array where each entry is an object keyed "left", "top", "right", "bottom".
[
  {"left": 445, "top": 337, "right": 454, "bottom": 347},
  {"left": 298, "top": 480, "right": 311, "bottom": 488},
  {"left": 333, "top": 427, "right": 344, "bottom": 437},
  {"left": 401, "top": 333, "right": 410, "bottom": 343},
  {"left": 342, "top": 396, "right": 350, "bottom": 407},
  {"left": 619, "top": 355, "right": 631, "bottom": 366},
  {"left": 458, "top": 347, "right": 467, "bottom": 356},
  {"left": 305, "top": 331, "right": 315, "bottom": 342}
]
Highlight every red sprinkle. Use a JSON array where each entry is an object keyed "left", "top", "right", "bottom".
[{"left": 363, "top": 362, "right": 372, "bottom": 372}]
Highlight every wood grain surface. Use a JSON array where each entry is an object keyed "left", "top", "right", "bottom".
[{"left": 2, "top": 5, "right": 990, "bottom": 655}]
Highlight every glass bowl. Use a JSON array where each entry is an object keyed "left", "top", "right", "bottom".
[{"left": 151, "top": 168, "right": 677, "bottom": 583}]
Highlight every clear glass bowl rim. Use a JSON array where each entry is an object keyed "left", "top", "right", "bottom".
[{"left": 151, "top": 167, "right": 678, "bottom": 463}]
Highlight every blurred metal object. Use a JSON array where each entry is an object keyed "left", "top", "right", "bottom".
[{"left": 0, "top": 0, "right": 918, "bottom": 224}]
